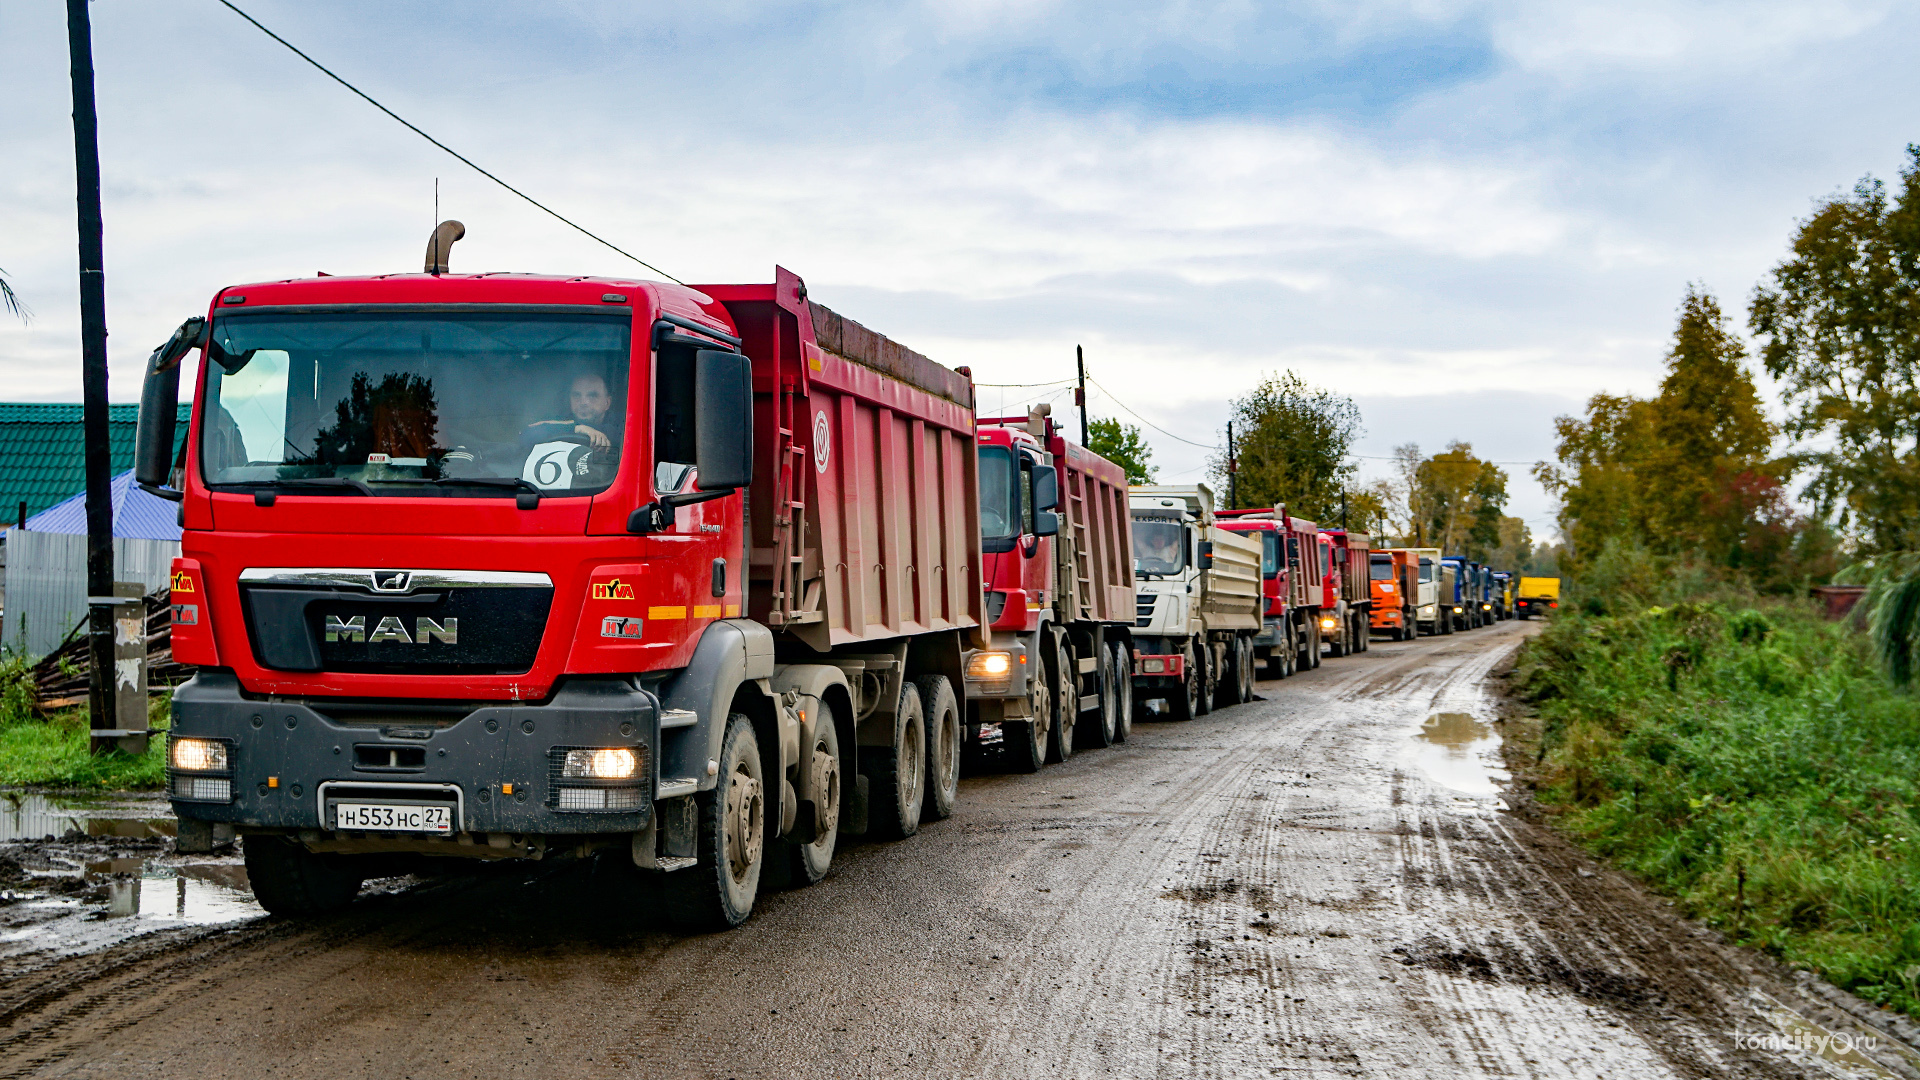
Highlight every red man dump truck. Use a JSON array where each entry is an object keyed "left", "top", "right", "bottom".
[
  {"left": 137, "top": 237, "right": 984, "bottom": 929},
  {"left": 969, "top": 406, "right": 1135, "bottom": 770}
]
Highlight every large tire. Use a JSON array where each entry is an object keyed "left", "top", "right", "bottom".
[
  {"left": 1004, "top": 642, "right": 1051, "bottom": 773},
  {"left": 242, "top": 834, "right": 364, "bottom": 917},
  {"left": 1111, "top": 640, "right": 1134, "bottom": 742},
  {"left": 1077, "top": 639, "right": 1117, "bottom": 750},
  {"left": 1046, "top": 637, "right": 1076, "bottom": 764},
  {"left": 1195, "top": 642, "right": 1214, "bottom": 716},
  {"left": 660, "top": 713, "right": 765, "bottom": 931},
  {"left": 1167, "top": 646, "right": 1201, "bottom": 722},
  {"left": 1309, "top": 621, "right": 1322, "bottom": 668},
  {"left": 770, "top": 707, "right": 842, "bottom": 888},
  {"left": 1213, "top": 635, "right": 1241, "bottom": 710},
  {"left": 918, "top": 675, "right": 961, "bottom": 822},
  {"left": 867, "top": 681, "right": 927, "bottom": 840},
  {"left": 1236, "top": 637, "right": 1254, "bottom": 702},
  {"left": 1262, "top": 644, "right": 1285, "bottom": 681}
]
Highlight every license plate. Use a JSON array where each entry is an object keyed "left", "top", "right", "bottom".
[{"left": 332, "top": 802, "right": 452, "bottom": 834}]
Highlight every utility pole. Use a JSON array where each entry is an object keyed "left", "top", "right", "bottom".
[
  {"left": 1074, "top": 345, "right": 1087, "bottom": 446},
  {"left": 1226, "top": 421, "right": 1236, "bottom": 510},
  {"left": 68, "top": 0, "right": 119, "bottom": 755}
]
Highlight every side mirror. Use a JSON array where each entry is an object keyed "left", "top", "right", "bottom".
[
  {"left": 135, "top": 317, "right": 204, "bottom": 500},
  {"left": 694, "top": 349, "right": 752, "bottom": 491},
  {"left": 1197, "top": 540, "right": 1214, "bottom": 570},
  {"left": 1034, "top": 510, "right": 1059, "bottom": 538},
  {"left": 1030, "top": 464, "right": 1058, "bottom": 511}
]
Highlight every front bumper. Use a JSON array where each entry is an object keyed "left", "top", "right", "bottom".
[{"left": 166, "top": 671, "right": 659, "bottom": 837}]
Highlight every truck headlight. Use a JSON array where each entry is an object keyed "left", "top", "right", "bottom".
[
  {"left": 562, "top": 748, "right": 638, "bottom": 780},
  {"left": 1141, "top": 658, "right": 1166, "bottom": 673},
  {"left": 1319, "top": 616, "right": 1336, "bottom": 630},
  {"left": 967, "top": 652, "right": 1013, "bottom": 679},
  {"left": 170, "top": 737, "right": 228, "bottom": 772}
]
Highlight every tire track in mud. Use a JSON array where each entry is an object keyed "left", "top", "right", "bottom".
[{"left": 1, "top": 622, "right": 1902, "bottom": 1078}]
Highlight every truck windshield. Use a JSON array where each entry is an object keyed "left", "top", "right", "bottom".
[
  {"left": 1261, "top": 532, "right": 1280, "bottom": 579},
  {"left": 978, "top": 446, "right": 1019, "bottom": 550},
  {"left": 1419, "top": 558, "right": 1433, "bottom": 582},
  {"left": 1132, "top": 517, "right": 1185, "bottom": 576},
  {"left": 1370, "top": 558, "right": 1393, "bottom": 580},
  {"left": 199, "top": 311, "right": 631, "bottom": 496}
]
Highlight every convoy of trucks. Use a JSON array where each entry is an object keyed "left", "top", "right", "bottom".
[{"left": 133, "top": 229, "right": 1546, "bottom": 928}]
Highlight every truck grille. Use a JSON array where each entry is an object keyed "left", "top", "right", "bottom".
[
  {"left": 239, "top": 568, "right": 553, "bottom": 675},
  {"left": 1136, "top": 594, "right": 1157, "bottom": 627}
]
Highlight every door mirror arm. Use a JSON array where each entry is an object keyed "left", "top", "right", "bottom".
[{"left": 627, "top": 487, "right": 735, "bottom": 535}]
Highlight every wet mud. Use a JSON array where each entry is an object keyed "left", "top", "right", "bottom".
[{"left": 2, "top": 622, "right": 1916, "bottom": 1078}]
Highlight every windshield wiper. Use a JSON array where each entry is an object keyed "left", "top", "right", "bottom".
[
  {"left": 228, "top": 477, "right": 374, "bottom": 496},
  {"left": 429, "top": 477, "right": 542, "bottom": 495}
]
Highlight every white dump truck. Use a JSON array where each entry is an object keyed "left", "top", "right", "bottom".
[{"left": 1127, "top": 485, "right": 1262, "bottom": 721}]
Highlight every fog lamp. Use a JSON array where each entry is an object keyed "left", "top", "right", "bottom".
[
  {"left": 562, "top": 747, "right": 638, "bottom": 779},
  {"left": 170, "top": 737, "right": 228, "bottom": 772},
  {"left": 1453, "top": 606, "right": 1462, "bottom": 614},
  {"left": 1141, "top": 658, "right": 1166, "bottom": 673},
  {"left": 967, "top": 651, "right": 1013, "bottom": 679},
  {"left": 1319, "top": 616, "right": 1336, "bottom": 630}
]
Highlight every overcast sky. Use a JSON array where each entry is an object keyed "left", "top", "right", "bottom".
[{"left": 3, "top": 0, "right": 1916, "bottom": 540}]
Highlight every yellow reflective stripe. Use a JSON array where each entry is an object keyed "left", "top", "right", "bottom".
[
  {"left": 693, "top": 605, "right": 722, "bottom": 618},
  {"left": 648, "top": 606, "right": 687, "bottom": 620},
  {"left": 724, "top": 604, "right": 740, "bottom": 617}
]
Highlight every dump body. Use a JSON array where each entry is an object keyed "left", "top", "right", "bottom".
[
  {"left": 1129, "top": 486, "right": 1261, "bottom": 717},
  {"left": 155, "top": 265, "right": 981, "bottom": 925},
  {"left": 1319, "top": 529, "right": 1373, "bottom": 656},
  {"left": 1517, "top": 576, "right": 1561, "bottom": 619},
  {"left": 1215, "top": 507, "right": 1321, "bottom": 677},
  {"left": 967, "top": 409, "right": 1135, "bottom": 761}
]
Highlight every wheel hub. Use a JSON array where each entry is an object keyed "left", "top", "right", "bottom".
[{"left": 723, "top": 764, "right": 763, "bottom": 881}]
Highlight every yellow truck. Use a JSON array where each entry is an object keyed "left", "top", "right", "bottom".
[{"left": 1516, "top": 577, "right": 1560, "bottom": 619}]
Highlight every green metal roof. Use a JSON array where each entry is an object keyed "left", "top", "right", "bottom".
[{"left": 0, "top": 403, "right": 192, "bottom": 525}]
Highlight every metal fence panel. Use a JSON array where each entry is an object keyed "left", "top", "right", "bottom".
[{"left": 2, "top": 531, "right": 178, "bottom": 659}]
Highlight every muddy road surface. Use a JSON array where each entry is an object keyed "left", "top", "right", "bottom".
[{"left": 4, "top": 621, "right": 1913, "bottom": 1078}]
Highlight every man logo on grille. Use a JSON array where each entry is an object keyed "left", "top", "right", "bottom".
[{"left": 371, "top": 571, "right": 412, "bottom": 592}]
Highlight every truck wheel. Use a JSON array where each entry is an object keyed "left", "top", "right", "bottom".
[
  {"left": 241, "top": 835, "right": 364, "bottom": 917},
  {"left": 1005, "top": 649, "right": 1052, "bottom": 774},
  {"left": 867, "top": 681, "right": 927, "bottom": 840},
  {"left": 1111, "top": 641, "right": 1134, "bottom": 742},
  {"left": 1236, "top": 637, "right": 1254, "bottom": 702},
  {"left": 1195, "top": 643, "right": 1215, "bottom": 716},
  {"left": 1167, "top": 647, "right": 1201, "bottom": 722},
  {"left": 661, "top": 713, "right": 764, "bottom": 931},
  {"left": 772, "top": 708, "right": 842, "bottom": 888},
  {"left": 1357, "top": 614, "right": 1370, "bottom": 652},
  {"left": 1309, "top": 622, "right": 1322, "bottom": 668},
  {"left": 918, "top": 675, "right": 961, "bottom": 822},
  {"left": 1046, "top": 638, "right": 1076, "bottom": 763},
  {"left": 1078, "top": 640, "right": 1117, "bottom": 750},
  {"left": 1263, "top": 641, "right": 1285, "bottom": 681}
]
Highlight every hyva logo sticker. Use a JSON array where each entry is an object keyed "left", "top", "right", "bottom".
[
  {"left": 592, "top": 579, "right": 636, "bottom": 600},
  {"left": 813, "top": 410, "right": 831, "bottom": 473}
]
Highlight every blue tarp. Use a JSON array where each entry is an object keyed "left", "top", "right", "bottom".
[{"left": 17, "top": 469, "right": 180, "bottom": 541}]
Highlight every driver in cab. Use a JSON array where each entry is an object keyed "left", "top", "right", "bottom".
[{"left": 523, "top": 372, "right": 617, "bottom": 450}]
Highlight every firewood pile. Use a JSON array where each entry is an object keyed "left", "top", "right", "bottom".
[{"left": 28, "top": 589, "right": 196, "bottom": 713}]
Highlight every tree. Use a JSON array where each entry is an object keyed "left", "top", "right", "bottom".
[
  {"left": 1751, "top": 147, "right": 1920, "bottom": 554},
  {"left": 1210, "top": 371, "right": 1361, "bottom": 519},
  {"left": 1414, "top": 441, "right": 1508, "bottom": 558},
  {"left": 1490, "top": 515, "right": 1533, "bottom": 572},
  {"left": 1537, "top": 392, "right": 1659, "bottom": 567},
  {"left": 0, "top": 267, "right": 28, "bottom": 323},
  {"left": 1086, "top": 417, "right": 1156, "bottom": 484}
]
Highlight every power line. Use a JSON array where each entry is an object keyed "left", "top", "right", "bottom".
[
  {"left": 1085, "top": 376, "right": 1221, "bottom": 450},
  {"left": 213, "top": 0, "right": 681, "bottom": 284},
  {"left": 976, "top": 378, "right": 1074, "bottom": 389}
]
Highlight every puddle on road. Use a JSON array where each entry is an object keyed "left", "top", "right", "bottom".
[
  {"left": 1411, "top": 712, "right": 1510, "bottom": 798},
  {"left": 1, "top": 790, "right": 263, "bottom": 958}
]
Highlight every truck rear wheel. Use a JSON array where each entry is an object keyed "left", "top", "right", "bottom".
[
  {"left": 1078, "top": 640, "right": 1117, "bottom": 750},
  {"left": 660, "top": 713, "right": 764, "bottom": 931},
  {"left": 1111, "top": 641, "right": 1134, "bottom": 742},
  {"left": 1046, "top": 638, "right": 1076, "bottom": 763},
  {"left": 867, "top": 682, "right": 927, "bottom": 840},
  {"left": 918, "top": 675, "right": 961, "bottom": 822},
  {"left": 771, "top": 709, "right": 842, "bottom": 888},
  {"left": 242, "top": 835, "right": 364, "bottom": 917}
]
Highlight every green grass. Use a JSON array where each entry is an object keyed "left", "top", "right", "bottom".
[
  {"left": 1516, "top": 544, "right": 1920, "bottom": 1016},
  {"left": 0, "top": 652, "right": 170, "bottom": 790}
]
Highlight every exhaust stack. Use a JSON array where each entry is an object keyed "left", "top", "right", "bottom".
[
  {"left": 424, "top": 220, "right": 465, "bottom": 275},
  {"left": 1027, "top": 402, "right": 1052, "bottom": 440}
]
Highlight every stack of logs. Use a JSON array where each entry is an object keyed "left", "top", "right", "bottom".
[{"left": 28, "top": 588, "right": 196, "bottom": 712}]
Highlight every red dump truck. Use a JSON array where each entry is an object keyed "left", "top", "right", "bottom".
[
  {"left": 1320, "top": 529, "right": 1371, "bottom": 657},
  {"left": 1214, "top": 507, "right": 1324, "bottom": 678},
  {"left": 138, "top": 238, "right": 984, "bottom": 929},
  {"left": 967, "top": 405, "right": 1134, "bottom": 770}
]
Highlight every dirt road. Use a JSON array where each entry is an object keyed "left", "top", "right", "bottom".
[{"left": 4, "top": 621, "right": 1914, "bottom": 1078}]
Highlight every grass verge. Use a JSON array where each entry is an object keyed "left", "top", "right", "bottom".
[
  {"left": 0, "top": 654, "right": 170, "bottom": 789},
  {"left": 1511, "top": 544, "right": 1920, "bottom": 1017}
]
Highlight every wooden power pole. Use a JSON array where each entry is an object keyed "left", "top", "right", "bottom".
[{"left": 68, "top": 0, "right": 121, "bottom": 755}]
